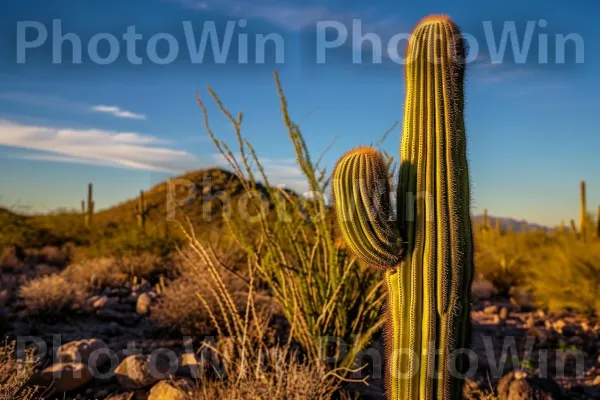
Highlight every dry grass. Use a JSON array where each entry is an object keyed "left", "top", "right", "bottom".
[
  {"left": 475, "top": 228, "right": 550, "bottom": 294},
  {"left": 527, "top": 239, "right": 600, "bottom": 314},
  {"left": 61, "top": 254, "right": 172, "bottom": 290},
  {"left": 19, "top": 274, "right": 87, "bottom": 318},
  {"left": 197, "top": 348, "right": 340, "bottom": 400},
  {"left": 178, "top": 222, "right": 351, "bottom": 399},
  {"left": 0, "top": 341, "right": 41, "bottom": 400}
]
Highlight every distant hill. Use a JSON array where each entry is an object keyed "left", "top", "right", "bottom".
[
  {"left": 472, "top": 215, "right": 551, "bottom": 233},
  {"left": 96, "top": 167, "right": 276, "bottom": 230}
]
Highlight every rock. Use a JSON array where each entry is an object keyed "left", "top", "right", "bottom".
[
  {"left": 115, "top": 355, "right": 160, "bottom": 390},
  {"left": 33, "top": 362, "right": 93, "bottom": 392},
  {"left": 136, "top": 293, "right": 152, "bottom": 315},
  {"left": 497, "top": 371, "right": 564, "bottom": 400},
  {"left": 0, "top": 245, "right": 25, "bottom": 270},
  {"left": 178, "top": 353, "right": 203, "bottom": 378},
  {"left": 509, "top": 287, "right": 536, "bottom": 311},
  {"left": 567, "top": 336, "right": 584, "bottom": 346},
  {"left": 471, "top": 275, "right": 498, "bottom": 301},
  {"left": 0, "top": 289, "right": 11, "bottom": 306},
  {"left": 93, "top": 295, "right": 119, "bottom": 309},
  {"left": 484, "top": 305, "right": 499, "bottom": 315},
  {"left": 148, "top": 379, "right": 194, "bottom": 400},
  {"left": 57, "top": 338, "right": 111, "bottom": 370},
  {"left": 499, "top": 307, "right": 509, "bottom": 320}
]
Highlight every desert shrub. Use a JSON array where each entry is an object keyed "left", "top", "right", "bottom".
[
  {"left": 197, "top": 348, "right": 339, "bottom": 400},
  {"left": 475, "top": 230, "right": 551, "bottom": 294},
  {"left": 0, "top": 341, "right": 41, "bottom": 400},
  {"left": 62, "top": 254, "right": 174, "bottom": 290},
  {"left": 178, "top": 227, "right": 344, "bottom": 399},
  {"left": 61, "top": 258, "right": 127, "bottom": 290},
  {"left": 19, "top": 275, "right": 87, "bottom": 318},
  {"left": 195, "top": 71, "right": 386, "bottom": 378},
  {"left": 526, "top": 240, "right": 600, "bottom": 314},
  {"left": 151, "top": 247, "right": 273, "bottom": 336}
]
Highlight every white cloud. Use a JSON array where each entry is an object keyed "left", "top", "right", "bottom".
[
  {"left": 0, "top": 119, "right": 199, "bottom": 172},
  {"left": 90, "top": 105, "right": 147, "bottom": 120}
]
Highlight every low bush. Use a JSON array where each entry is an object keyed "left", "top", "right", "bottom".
[
  {"left": 526, "top": 240, "right": 600, "bottom": 314},
  {"left": 19, "top": 275, "right": 87, "bottom": 318}
]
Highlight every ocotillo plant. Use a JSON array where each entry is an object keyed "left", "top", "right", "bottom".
[
  {"left": 83, "top": 183, "right": 94, "bottom": 228},
  {"left": 135, "top": 190, "right": 149, "bottom": 231},
  {"left": 333, "top": 15, "right": 473, "bottom": 400},
  {"left": 580, "top": 180, "right": 587, "bottom": 241}
]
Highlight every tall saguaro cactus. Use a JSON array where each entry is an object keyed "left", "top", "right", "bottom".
[
  {"left": 83, "top": 183, "right": 94, "bottom": 228},
  {"left": 580, "top": 180, "right": 587, "bottom": 241},
  {"left": 333, "top": 15, "right": 473, "bottom": 400},
  {"left": 135, "top": 190, "right": 149, "bottom": 231}
]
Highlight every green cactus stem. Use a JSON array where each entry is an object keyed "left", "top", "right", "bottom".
[{"left": 333, "top": 15, "right": 473, "bottom": 400}]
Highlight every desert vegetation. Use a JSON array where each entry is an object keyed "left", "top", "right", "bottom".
[{"left": 1, "top": 16, "right": 600, "bottom": 400}]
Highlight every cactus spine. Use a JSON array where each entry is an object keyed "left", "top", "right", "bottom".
[
  {"left": 580, "top": 181, "right": 587, "bottom": 241},
  {"left": 135, "top": 190, "right": 149, "bottom": 231},
  {"left": 83, "top": 183, "right": 94, "bottom": 228},
  {"left": 333, "top": 15, "right": 473, "bottom": 400}
]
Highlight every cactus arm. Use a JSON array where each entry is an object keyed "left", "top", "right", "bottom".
[{"left": 332, "top": 147, "right": 403, "bottom": 268}]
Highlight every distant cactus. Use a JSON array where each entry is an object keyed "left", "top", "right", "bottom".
[
  {"left": 520, "top": 221, "right": 527, "bottom": 233},
  {"left": 580, "top": 181, "right": 587, "bottom": 241},
  {"left": 333, "top": 15, "right": 473, "bottom": 400},
  {"left": 495, "top": 218, "right": 502, "bottom": 234},
  {"left": 570, "top": 219, "right": 578, "bottom": 237},
  {"left": 482, "top": 208, "right": 489, "bottom": 230},
  {"left": 83, "top": 183, "right": 94, "bottom": 228},
  {"left": 596, "top": 204, "right": 600, "bottom": 239},
  {"left": 135, "top": 190, "right": 149, "bottom": 231}
]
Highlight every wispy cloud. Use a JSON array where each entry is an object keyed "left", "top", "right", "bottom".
[
  {"left": 174, "top": 0, "right": 337, "bottom": 30},
  {"left": 90, "top": 105, "right": 147, "bottom": 120},
  {"left": 470, "top": 54, "right": 533, "bottom": 84},
  {"left": 0, "top": 92, "right": 147, "bottom": 121},
  {"left": 0, "top": 119, "right": 199, "bottom": 172}
]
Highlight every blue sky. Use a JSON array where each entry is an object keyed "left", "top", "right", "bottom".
[{"left": 0, "top": 0, "right": 598, "bottom": 226}]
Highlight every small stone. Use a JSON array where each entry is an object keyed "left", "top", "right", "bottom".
[
  {"left": 33, "top": 362, "right": 93, "bottom": 392},
  {"left": 148, "top": 378, "right": 194, "bottom": 400},
  {"left": 57, "top": 338, "right": 110, "bottom": 370},
  {"left": 115, "top": 355, "right": 160, "bottom": 390},
  {"left": 484, "top": 305, "right": 499, "bottom": 315},
  {"left": 567, "top": 336, "right": 584, "bottom": 346},
  {"left": 93, "top": 295, "right": 119, "bottom": 309},
  {"left": 136, "top": 293, "right": 152, "bottom": 315},
  {"left": 593, "top": 375, "right": 600, "bottom": 386},
  {"left": 499, "top": 307, "right": 509, "bottom": 320}
]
